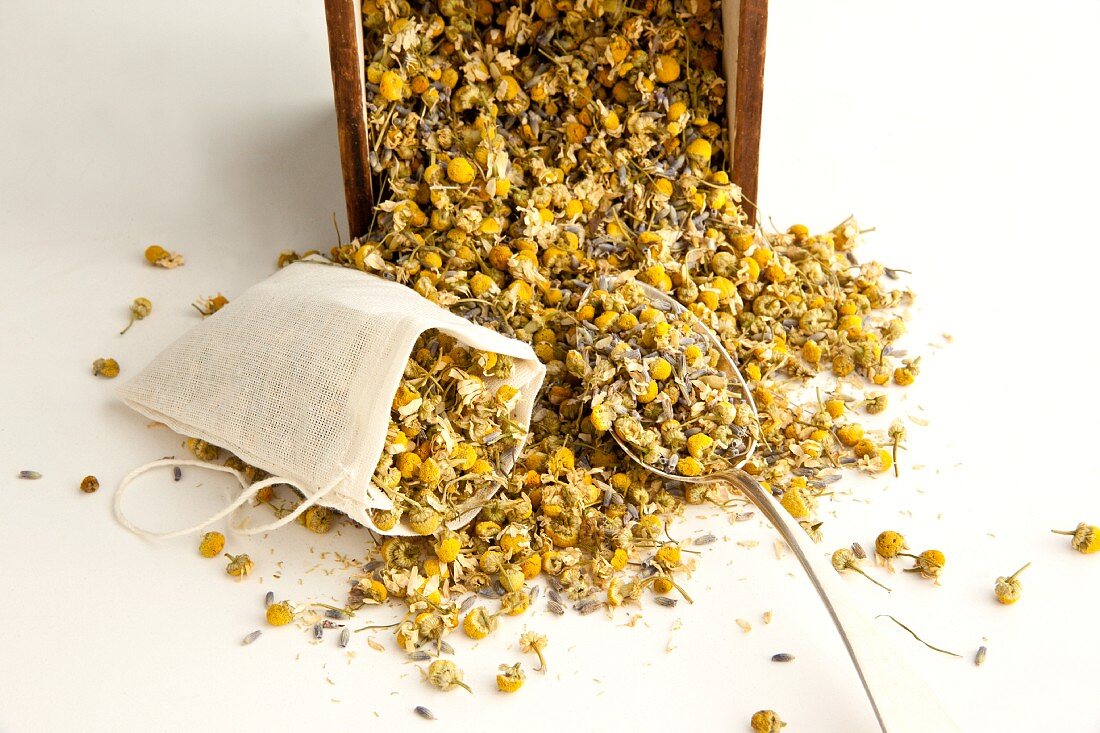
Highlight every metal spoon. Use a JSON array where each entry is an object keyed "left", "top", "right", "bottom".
[{"left": 591, "top": 278, "right": 960, "bottom": 733}]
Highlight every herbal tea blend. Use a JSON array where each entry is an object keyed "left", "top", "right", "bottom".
[
  {"left": 235, "top": 0, "right": 927, "bottom": 676},
  {"left": 109, "top": 0, "right": 949, "bottom": 711}
]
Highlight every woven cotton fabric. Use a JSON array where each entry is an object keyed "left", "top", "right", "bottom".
[{"left": 118, "top": 261, "right": 546, "bottom": 533}]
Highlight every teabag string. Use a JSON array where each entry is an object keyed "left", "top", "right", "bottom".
[{"left": 114, "top": 458, "right": 349, "bottom": 539}]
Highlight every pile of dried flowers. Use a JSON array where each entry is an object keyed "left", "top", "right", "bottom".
[{"left": 205, "top": 0, "right": 926, "bottom": 701}]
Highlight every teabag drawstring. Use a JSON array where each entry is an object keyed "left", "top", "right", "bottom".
[{"left": 114, "top": 458, "right": 346, "bottom": 539}]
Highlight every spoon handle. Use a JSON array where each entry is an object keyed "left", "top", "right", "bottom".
[{"left": 722, "top": 470, "right": 961, "bottom": 733}]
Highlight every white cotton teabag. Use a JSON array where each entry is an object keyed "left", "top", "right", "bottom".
[{"left": 115, "top": 261, "right": 546, "bottom": 536}]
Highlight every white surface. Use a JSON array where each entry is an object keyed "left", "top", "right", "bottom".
[{"left": 1, "top": 1, "right": 1098, "bottom": 731}]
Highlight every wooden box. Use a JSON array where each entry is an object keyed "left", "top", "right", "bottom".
[{"left": 323, "top": 0, "right": 767, "bottom": 236}]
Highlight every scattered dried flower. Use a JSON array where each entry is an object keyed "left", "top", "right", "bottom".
[
  {"left": 1052, "top": 523, "right": 1100, "bottom": 554},
  {"left": 92, "top": 358, "right": 120, "bottom": 378},
  {"left": 120, "top": 297, "right": 152, "bottom": 335}
]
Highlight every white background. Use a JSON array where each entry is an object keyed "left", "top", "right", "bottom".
[{"left": 1, "top": 1, "right": 1098, "bottom": 731}]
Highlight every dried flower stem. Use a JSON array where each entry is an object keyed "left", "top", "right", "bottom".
[{"left": 877, "top": 615, "right": 961, "bottom": 657}]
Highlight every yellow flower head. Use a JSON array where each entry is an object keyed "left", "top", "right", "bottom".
[
  {"left": 655, "top": 543, "right": 681, "bottom": 569},
  {"left": 654, "top": 54, "right": 680, "bottom": 83},
  {"left": 750, "top": 709, "right": 786, "bottom": 733},
  {"left": 911, "top": 549, "right": 946, "bottom": 579},
  {"left": 198, "top": 531, "right": 225, "bottom": 558},
  {"left": 408, "top": 506, "right": 442, "bottom": 535},
  {"left": 686, "top": 138, "right": 712, "bottom": 163},
  {"left": 418, "top": 457, "right": 443, "bottom": 487},
  {"left": 875, "top": 530, "right": 908, "bottom": 559},
  {"left": 379, "top": 70, "right": 405, "bottom": 101},
  {"left": 650, "top": 357, "right": 672, "bottom": 380},
  {"left": 447, "top": 157, "right": 476, "bottom": 184},
  {"left": 496, "top": 662, "right": 526, "bottom": 692},
  {"left": 462, "top": 607, "right": 496, "bottom": 640},
  {"left": 676, "top": 456, "right": 704, "bottom": 477},
  {"left": 266, "top": 601, "right": 295, "bottom": 626},
  {"left": 780, "top": 487, "right": 814, "bottom": 519},
  {"left": 434, "top": 529, "right": 462, "bottom": 563},
  {"left": 836, "top": 423, "right": 864, "bottom": 447}
]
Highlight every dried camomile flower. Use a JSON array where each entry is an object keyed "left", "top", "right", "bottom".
[
  {"left": 994, "top": 562, "right": 1030, "bottom": 605},
  {"left": 888, "top": 420, "right": 907, "bottom": 478},
  {"left": 120, "top": 297, "right": 152, "bottom": 335},
  {"left": 1051, "top": 522, "right": 1100, "bottom": 553},
  {"left": 92, "top": 358, "right": 120, "bottom": 378},
  {"left": 831, "top": 548, "right": 891, "bottom": 592},
  {"left": 781, "top": 486, "right": 816, "bottom": 519},
  {"left": 496, "top": 662, "right": 525, "bottom": 693},
  {"left": 864, "top": 393, "right": 887, "bottom": 414},
  {"left": 425, "top": 659, "right": 471, "bottom": 693},
  {"left": 462, "top": 607, "right": 498, "bottom": 640},
  {"left": 298, "top": 506, "right": 333, "bottom": 534},
  {"left": 266, "top": 601, "right": 295, "bottom": 627},
  {"left": 750, "top": 709, "right": 787, "bottom": 732},
  {"left": 186, "top": 437, "right": 220, "bottom": 462},
  {"left": 144, "top": 244, "right": 185, "bottom": 269},
  {"left": 893, "top": 357, "right": 921, "bottom": 386},
  {"left": 902, "top": 549, "right": 946, "bottom": 580},
  {"left": 80, "top": 475, "right": 100, "bottom": 494},
  {"left": 875, "top": 530, "right": 908, "bottom": 568},
  {"left": 519, "top": 631, "right": 548, "bottom": 673},
  {"left": 198, "top": 531, "right": 225, "bottom": 558},
  {"left": 225, "top": 553, "right": 254, "bottom": 578},
  {"left": 192, "top": 293, "right": 229, "bottom": 317}
]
